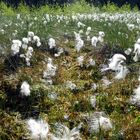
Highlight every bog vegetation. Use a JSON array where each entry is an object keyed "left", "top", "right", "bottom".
[{"left": 0, "top": 1, "right": 140, "bottom": 140}]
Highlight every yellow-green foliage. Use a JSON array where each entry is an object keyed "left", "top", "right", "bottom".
[
  {"left": 0, "top": 2, "right": 15, "bottom": 15},
  {"left": 101, "top": 2, "right": 138, "bottom": 12},
  {"left": 0, "top": 1, "right": 138, "bottom": 16},
  {"left": 0, "top": 110, "right": 29, "bottom": 139},
  {"left": 63, "top": 0, "right": 97, "bottom": 14},
  {"left": 17, "top": 3, "right": 30, "bottom": 14}
]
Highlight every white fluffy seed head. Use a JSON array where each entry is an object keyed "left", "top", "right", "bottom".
[
  {"left": 130, "top": 85, "right": 140, "bottom": 107},
  {"left": 87, "top": 26, "right": 91, "bottom": 32},
  {"left": 87, "top": 36, "right": 91, "bottom": 41},
  {"left": 33, "top": 35, "right": 40, "bottom": 42},
  {"left": 77, "top": 21, "right": 85, "bottom": 28},
  {"left": 79, "top": 30, "right": 83, "bottom": 34},
  {"left": 124, "top": 48, "right": 132, "bottom": 55},
  {"left": 16, "top": 14, "right": 20, "bottom": 19},
  {"left": 115, "top": 65, "right": 129, "bottom": 80},
  {"left": 99, "top": 116, "right": 112, "bottom": 130},
  {"left": 88, "top": 112, "right": 112, "bottom": 133},
  {"left": 133, "top": 43, "right": 140, "bottom": 62},
  {"left": 28, "top": 46, "right": 34, "bottom": 53},
  {"left": 43, "top": 58, "right": 57, "bottom": 79},
  {"left": 28, "top": 31, "right": 34, "bottom": 37},
  {"left": 28, "top": 31, "right": 35, "bottom": 42},
  {"left": 90, "top": 95, "right": 96, "bottom": 108},
  {"left": 11, "top": 40, "right": 22, "bottom": 55},
  {"left": 74, "top": 31, "right": 81, "bottom": 41},
  {"left": 27, "top": 119, "right": 49, "bottom": 140},
  {"left": 48, "top": 57, "right": 53, "bottom": 63},
  {"left": 137, "top": 38, "right": 140, "bottom": 44},
  {"left": 101, "top": 76, "right": 112, "bottom": 88},
  {"left": 48, "top": 38, "right": 56, "bottom": 49},
  {"left": 75, "top": 39, "right": 84, "bottom": 52},
  {"left": 89, "top": 58, "right": 95, "bottom": 66},
  {"left": 91, "top": 36, "right": 98, "bottom": 47},
  {"left": 22, "top": 37, "right": 29, "bottom": 44},
  {"left": 49, "top": 124, "right": 81, "bottom": 140},
  {"left": 109, "top": 54, "right": 126, "bottom": 71},
  {"left": 66, "top": 81, "right": 77, "bottom": 90},
  {"left": 98, "top": 31, "right": 105, "bottom": 43},
  {"left": 134, "top": 43, "right": 140, "bottom": 54},
  {"left": 138, "top": 76, "right": 140, "bottom": 82},
  {"left": 11, "top": 44, "right": 20, "bottom": 55},
  {"left": 37, "top": 41, "right": 41, "bottom": 47},
  {"left": 20, "top": 81, "right": 30, "bottom": 96},
  {"left": 12, "top": 40, "right": 22, "bottom": 47},
  {"left": 99, "top": 31, "right": 105, "bottom": 37},
  {"left": 22, "top": 44, "right": 28, "bottom": 50},
  {"left": 77, "top": 56, "right": 84, "bottom": 66}
]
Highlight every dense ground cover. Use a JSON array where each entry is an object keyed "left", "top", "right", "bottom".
[{"left": 0, "top": 2, "right": 140, "bottom": 140}]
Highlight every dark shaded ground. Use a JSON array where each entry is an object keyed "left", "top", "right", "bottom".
[{"left": 1, "top": 0, "right": 140, "bottom": 9}]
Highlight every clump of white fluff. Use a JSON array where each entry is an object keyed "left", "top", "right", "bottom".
[
  {"left": 50, "top": 123, "right": 82, "bottom": 140},
  {"left": 87, "top": 36, "right": 91, "bottom": 41},
  {"left": 109, "top": 54, "right": 126, "bottom": 70},
  {"left": 20, "top": 81, "right": 30, "bottom": 96},
  {"left": 91, "top": 31, "right": 105, "bottom": 47},
  {"left": 124, "top": 48, "right": 132, "bottom": 55},
  {"left": 16, "top": 14, "right": 21, "bottom": 20},
  {"left": 90, "top": 95, "right": 96, "bottom": 108},
  {"left": 27, "top": 31, "right": 34, "bottom": 42},
  {"left": 127, "top": 24, "right": 135, "bottom": 31},
  {"left": 54, "top": 47, "right": 64, "bottom": 57},
  {"left": 91, "top": 36, "right": 98, "bottom": 47},
  {"left": 101, "top": 76, "right": 112, "bottom": 88},
  {"left": 86, "top": 27, "right": 92, "bottom": 41},
  {"left": 75, "top": 39, "right": 84, "bottom": 52},
  {"left": 22, "top": 37, "right": 29, "bottom": 50},
  {"left": 48, "top": 38, "right": 56, "bottom": 49},
  {"left": 104, "top": 54, "right": 126, "bottom": 71},
  {"left": 86, "top": 26, "right": 92, "bottom": 36},
  {"left": 87, "top": 58, "right": 96, "bottom": 67},
  {"left": 66, "top": 81, "right": 77, "bottom": 91},
  {"left": 33, "top": 35, "right": 41, "bottom": 47},
  {"left": 45, "top": 14, "right": 50, "bottom": 22},
  {"left": 74, "top": 31, "right": 81, "bottom": 40},
  {"left": 43, "top": 58, "right": 57, "bottom": 84},
  {"left": 20, "top": 47, "right": 34, "bottom": 66},
  {"left": 91, "top": 83, "right": 97, "bottom": 90},
  {"left": 11, "top": 40, "right": 22, "bottom": 55},
  {"left": 79, "top": 30, "right": 83, "bottom": 34},
  {"left": 43, "top": 58, "right": 57, "bottom": 77},
  {"left": 115, "top": 65, "right": 129, "bottom": 80},
  {"left": 102, "top": 54, "right": 128, "bottom": 79},
  {"left": 133, "top": 38, "right": 140, "bottom": 62},
  {"left": 129, "top": 85, "right": 140, "bottom": 107},
  {"left": 25, "top": 47, "right": 34, "bottom": 66},
  {"left": 27, "top": 119, "right": 49, "bottom": 140},
  {"left": 77, "top": 56, "right": 84, "bottom": 67},
  {"left": 77, "top": 21, "right": 86, "bottom": 28},
  {"left": 27, "top": 31, "right": 41, "bottom": 47},
  {"left": 98, "top": 31, "right": 105, "bottom": 43},
  {"left": 74, "top": 32, "right": 84, "bottom": 52},
  {"left": 88, "top": 112, "right": 112, "bottom": 133}
]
